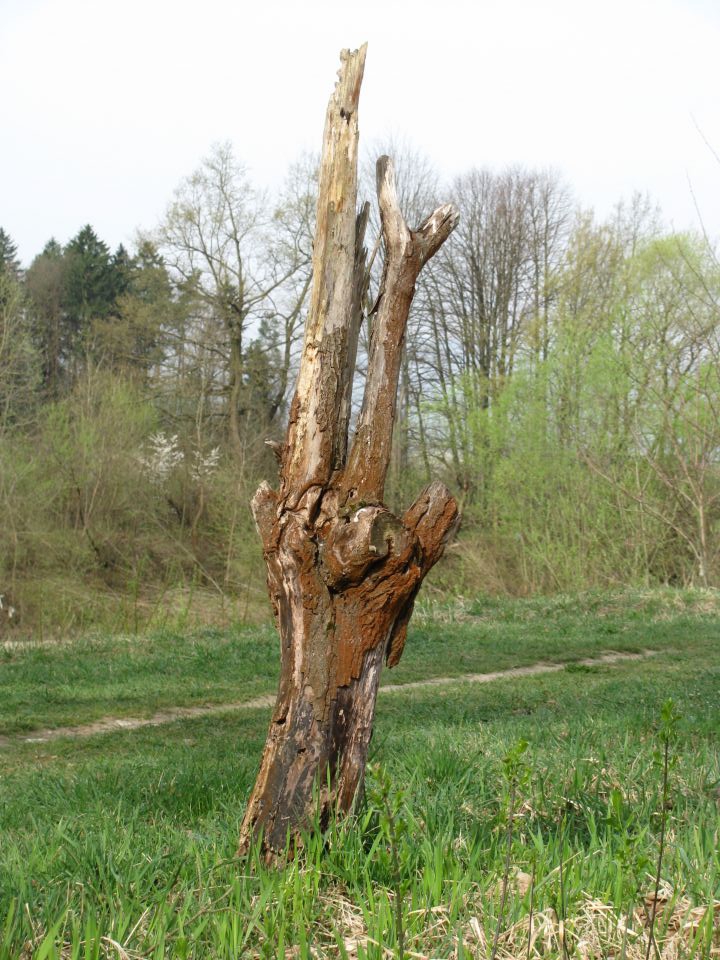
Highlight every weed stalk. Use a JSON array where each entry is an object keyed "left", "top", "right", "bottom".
[
  {"left": 645, "top": 699, "right": 679, "bottom": 960},
  {"left": 491, "top": 739, "right": 529, "bottom": 960}
]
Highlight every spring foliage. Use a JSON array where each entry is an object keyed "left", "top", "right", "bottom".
[{"left": 1, "top": 153, "right": 719, "bottom": 632}]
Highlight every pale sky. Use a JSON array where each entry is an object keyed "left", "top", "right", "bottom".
[{"left": 2, "top": 0, "right": 719, "bottom": 264}]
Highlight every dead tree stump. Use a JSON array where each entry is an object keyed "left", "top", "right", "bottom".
[{"left": 238, "top": 44, "right": 459, "bottom": 859}]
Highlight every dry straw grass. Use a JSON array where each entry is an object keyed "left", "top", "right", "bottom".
[{"left": 243, "top": 884, "right": 719, "bottom": 960}]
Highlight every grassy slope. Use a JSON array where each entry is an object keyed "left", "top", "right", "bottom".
[
  {"left": 0, "top": 590, "right": 718, "bottom": 958},
  {"left": 1, "top": 588, "right": 717, "bottom": 735}
]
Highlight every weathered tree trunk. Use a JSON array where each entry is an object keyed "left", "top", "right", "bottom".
[{"left": 238, "top": 45, "right": 460, "bottom": 859}]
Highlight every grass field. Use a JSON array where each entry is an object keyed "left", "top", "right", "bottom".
[{"left": 0, "top": 590, "right": 718, "bottom": 958}]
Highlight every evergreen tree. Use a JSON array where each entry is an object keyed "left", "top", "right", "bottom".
[
  {"left": 0, "top": 269, "right": 39, "bottom": 427},
  {"left": 100, "top": 241, "right": 177, "bottom": 377},
  {"left": 241, "top": 319, "right": 286, "bottom": 430},
  {"left": 0, "top": 228, "right": 21, "bottom": 280},
  {"left": 25, "top": 238, "right": 69, "bottom": 396},
  {"left": 110, "top": 244, "right": 134, "bottom": 301},
  {"left": 62, "top": 225, "right": 116, "bottom": 363}
]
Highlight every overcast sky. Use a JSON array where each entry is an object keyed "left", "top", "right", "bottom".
[{"left": 2, "top": 0, "right": 719, "bottom": 265}]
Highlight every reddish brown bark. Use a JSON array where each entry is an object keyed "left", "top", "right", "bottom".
[{"left": 238, "top": 45, "right": 459, "bottom": 859}]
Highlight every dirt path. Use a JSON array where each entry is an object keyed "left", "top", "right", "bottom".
[{"left": 0, "top": 649, "right": 657, "bottom": 748}]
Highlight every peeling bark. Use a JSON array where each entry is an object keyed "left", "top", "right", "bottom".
[{"left": 238, "top": 45, "right": 459, "bottom": 861}]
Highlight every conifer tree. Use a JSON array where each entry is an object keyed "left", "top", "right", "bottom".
[{"left": 0, "top": 228, "right": 21, "bottom": 279}]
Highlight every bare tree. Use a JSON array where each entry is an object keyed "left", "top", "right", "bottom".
[
  {"left": 154, "top": 144, "right": 313, "bottom": 457},
  {"left": 238, "top": 46, "right": 459, "bottom": 859},
  {"left": 410, "top": 168, "right": 572, "bottom": 501}
]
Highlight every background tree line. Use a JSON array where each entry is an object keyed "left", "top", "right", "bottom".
[{"left": 1, "top": 142, "right": 718, "bottom": 633}]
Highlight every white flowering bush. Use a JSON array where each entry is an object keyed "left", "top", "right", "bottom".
[
  {"left": 138, "top": 433, "right": 184, "bottom": 483},
  {"left": 191, "top": 445, "right": 221, "bottom": 482},
  {"left": 138, "top": 433, "right": 220, "bottom": 484},
  {"left": 0, "top": 373, "right": 266, "bottom": 634}
]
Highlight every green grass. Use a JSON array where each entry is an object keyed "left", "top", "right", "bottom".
[
  {"left": 2, "top": 587, "right": 718, "bottom": 735},
  {"left": 0, "top": 622, "right": 280, "bottom": 735},
  {"left": 0, "top": 590, "right": 718, "bottom": 958}
]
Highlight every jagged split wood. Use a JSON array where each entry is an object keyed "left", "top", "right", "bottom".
[{"left": 238, "top": 44, "right": 460, "bottom": 859}]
